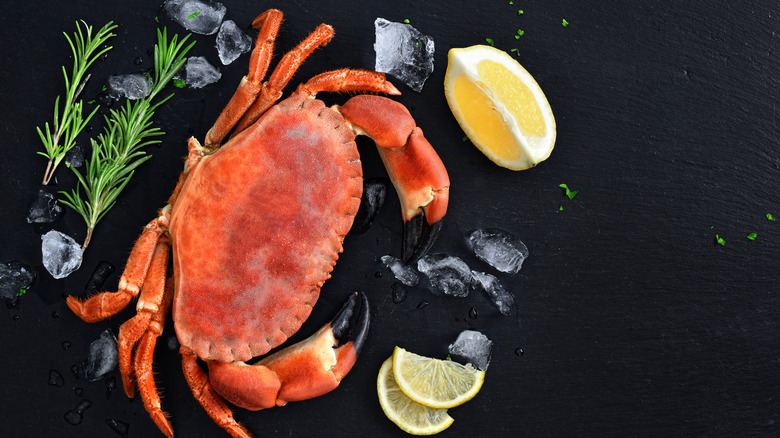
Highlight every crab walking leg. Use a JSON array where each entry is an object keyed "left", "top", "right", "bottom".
[
  {"left": 338, "top": 95, "right": 450, "bottom": 263},
  {"left": 206, "top": 292, "right": 370, "bottom": 411},
  {"left": 117, "top": 239, "right": 171, "bottom": 397},
  {"left": 204, "top": 9, "right": 283, "bottom": 148},
  {"left": 298, "top": 68, "right": 401, "bottom": 96},
  {"left": 232, "top": 24, "right": 336, "bottom": 135},
  {"left": 134, "top": 277, "right": 174, "bottom": 438},
  {"left": 182, "top": 350, "right": 252, "bottom": 438},
  {"left": 66, "top": 219, "right": 164, "bottom": 322}
]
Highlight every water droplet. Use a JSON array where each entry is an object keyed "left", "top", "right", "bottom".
[
  {"left": 469, "top": 307, "right": 478, "bottom": 319},
  {"left": 374, "top": 271, "right": 383, "bottom": 278},
  {"left": 51, "top": 310, "right": 60, "bottom": 319},
  {"left": 64, "top": 399, "right": 92, "bottom": 425},
  {"left": 105, "top": 376, "right": 116, "bottom": 399},
  {"left": 85, "top": 125, "right": 94, "bottom": 133},
  {"left": 105, "top": 418, "right": 130, "bottom": 437},
  {"left": 48, "top": 370, "right": 65, "bottom": 387},
  {"left": 70, "top": 364, "right": 81, "bottom": 380},
  {"left": 416, "top": 300, "right": 429, "bottom": 309},
  {"left": 391, "top": 283, "right": 407, "bottom": 304},
  {"left": 74, "top": 387, "right": 84, "bottom": 397},
  {"left": 133, "top": 56, "right": 144, "bottom": 65},
  {"left": 514, "top": 347, "right": 524, "bottom": 357},
  {"left": 62, "top": 341, "right": 72, "bottom": 351}
]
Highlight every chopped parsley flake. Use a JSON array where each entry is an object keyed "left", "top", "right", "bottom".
[
  {"left": 768, "top": 213, "right": 776, "bottom": 221},
  {"left": 462, "top": 136, "right": 468, "bottom": 142},
  {"left": 747, "top": 233, "right": 757, "bottom": 240},
  {"left": 559, "top": 206, "right": 563, "bottom": 211},
  {"left": 403, "top": 19, "right": 410, "bottom": 24},
  {"left": 509, "top": 1, "right": 514, "bottom": 4},
  {"left": 715, "top": 235, "right": 725, "bottom": 246},
  {"left": 188, "top": 11, "right": 200, "bottom": 19},
  {"left": 510, "top": 48, "right": 519, "bottom": 55},
  {"left": 515, "top": 29, "right": 524, "bottom": 39},
  {"left": 562, "top": 18, "right": 569, "bottom": 27},
  {"left": 154, "top": 16, "right": 159, "bottom": 23},
  {"left": 485, "top": 38, "right": 494, "bottom": 46},
  {"left": 173, "top": 78, "right": 186, "bottom": 88},
  {"left": 87, "top": 99, "right": 96, "bottom": 104},
  {"left": 17, "top": 288, "right": 27, "bottom": 297},
  {"left": 518, "top": 10, "right": 524, "bottom": 15},
  {"left": 559, "top": 183, "right": 578, "bottom": 199}
]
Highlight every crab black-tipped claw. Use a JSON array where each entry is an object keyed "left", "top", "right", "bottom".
[
  {"left": 402, "top": 213, "right": 444, "bottom": 265},
  {"left": 331, "top": 292, "right": 370, "bottom": 354}
]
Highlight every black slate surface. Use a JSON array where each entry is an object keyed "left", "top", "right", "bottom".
[{"left": 0, "top": 1, "right": 777, "bottom": 437}]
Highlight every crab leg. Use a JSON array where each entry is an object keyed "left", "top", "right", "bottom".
[
  {"left": 339, "top": 95, "right": 450, "bottom": 263},
  {"left": 204, "top": 9, "right": 283, "bottom": 148},
  {"left": 231, "top": 24, "right": 336, "bottom": 135},
  {"left": 204, "top": 292, "right": 369, "bottom": 415},
  {"left": 66, "top": 218, "right": 164, "bottom": 322}
]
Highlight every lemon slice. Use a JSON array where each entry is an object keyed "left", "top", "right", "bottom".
[
  {"left": 444, "top": 45, "right": 556, "bottom": 170},
  {"left": 392, "top": 346, "right": 485, "bottom": 409},
  {"left": 377, "top": 357, "right": 454, "bottom": 435}
]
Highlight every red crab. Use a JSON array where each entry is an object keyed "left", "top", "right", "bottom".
[{"left": 66, "top": 9, "right": 449, "bottom": 438}]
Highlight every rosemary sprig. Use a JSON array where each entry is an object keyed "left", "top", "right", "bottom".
[
  {"left": 60, "top": 28, "right": 194, "bottom": 250},
  {"left": 37, "top": 21, "right": 117, "bottom": 185}
]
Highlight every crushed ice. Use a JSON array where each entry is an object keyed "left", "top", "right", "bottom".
[
  {"left": 85, "top": 329, "right": 118, "bottom": 381},
  {"left": 416, "top": 254, "right": 472, "bottom": 297},
  {"left": 216, "top": 20, "right": 253, "bottom": 65},
  {"left": 381, "top": 255, "right": 419, "bottom": 287},
  {"left": 374, "top": 18, "right": 435, "bottom": 92},
  {"left": 27, "top": 189, "right": 64, "bottom": 224},
  {"left": 41, "top": 230, "right": 83, "bottom": 279},
  {"left": 176, "top": 56, "right": 222, "bottom": 88},
  {"left": 471, "top": 271, "right": 514, "bottom": 315},
  {"left": 163, "top": 0, "right": 226, "bottom": 35},
  {"left": 448, "top": 329, "right": 493, "bottom": 371},
  {"left": 107, "top": 74, "right": 152, "bottom": 100},
  {"left": 468, "top": 228, "right": 529, "bottom": 274},
  {"left": 0, "top": 261, "right": 36, "bottom": 304}
]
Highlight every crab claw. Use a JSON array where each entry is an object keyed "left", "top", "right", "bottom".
[
  {"left": 206, "top": 292, "right": 370, "bottom": 411},
  {"left": 339, "top": 95, "right": 450, "bottom": 264}
]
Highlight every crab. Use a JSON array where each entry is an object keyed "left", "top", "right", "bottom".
[{"left": 65, "top": 9, "right": 449, "bottom": 438}]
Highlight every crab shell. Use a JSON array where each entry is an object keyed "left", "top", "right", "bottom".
[{"left": 170, "top": 93, "right": 361, "bottom": 364}]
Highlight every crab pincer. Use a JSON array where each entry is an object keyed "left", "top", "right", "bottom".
[{"left": 203, "top": 292, "right": 369, "bottom": 411}]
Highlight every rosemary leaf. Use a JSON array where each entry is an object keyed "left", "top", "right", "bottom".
[
  {"left": 38, "top": 21, "right": 117, "bottom": 185},
  {"left": 60, "top": 27, "right": 194, "bottom": 250}
]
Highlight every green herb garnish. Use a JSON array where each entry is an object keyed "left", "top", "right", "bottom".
[
  {"left": 510, "top": 48, "right": 519, "bottom": 55},
  {"left": 36, "top": 21, "right": 116, "bottom": 186},
  {"left": 17, "top": 288, "right": 27, "bottom": 297},
  {"left": 515, "top": 29, "right": 524, "bottom": 39},
  {"left": 188, "top": 11, "right": 200, "bottom": 19},
  {"left": 485, "top": 38, "right": 494, "bottom": 46},
  {"left": 747, "top": 233, "right": 757, "bottom": 240},
  {"left": 559, "top": 183, "right": 578, "bottom": 199},
  {"left": 715, "top": 235, "right": 725, "bottom": 246},
  {"left": 403, "top": 19, "right": 410, "bottom": 24},
  {"left": 518, "top": 10, "right": 524, "bottom": 15},
  {"left": 172, "top": 78, "right": 186, "bottom": 88},
  {"left": 562, "top": 18, "right": 569, "bottom": 27},
  {"left": 768, "top": 213, "right": 776, "bottom": 222},
  {"left": 462, "top": 136, "right": 468, "bottom": 142},
  {"left": 60, "top": 28, "right": 194, "bottom": 251},
  {"left": 559, "top": 206, "right": 563, "bottom": 211}
]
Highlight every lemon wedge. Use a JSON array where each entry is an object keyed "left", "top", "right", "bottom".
[
  {"left": 377, "top": 357, "right": 454, "bottom": 435},
  {"left": 392, "top": 346, "right": 485, "bottom": 409},
  {"left": 444, "top": 45, "right": 556, "bottom": 170}
]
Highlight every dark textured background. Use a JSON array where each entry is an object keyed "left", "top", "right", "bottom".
[{"left": 1, "top": 1, "right": 777, "bottom": 437}]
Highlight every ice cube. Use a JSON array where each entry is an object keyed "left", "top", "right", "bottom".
[
  {"left": 471, "top": 271, "right": 514, "bottom": 315},
  {"left": 85, "top": 329, "right": 118, "bottom": 381},
  {"left": 0, "top": 261, "right": 36, "bottom": 304},
  {"left": 468, "top": 228, "right": 529, "bottom": 274},
  {"left": 381, "top": 255, "right": 419, "bottom": 287},
  {"left": 64, "top": 143, "right": 86, "bottom": 168},
  {"left": 374, "top": 18, "right": 435, "bottom": 92},
  {"left": 416, "top": 254, "right": 472, "bottom": 297},
  {"left": 448, "top": 329, "right": 493, "bottom": 371},
  {"left": 26, "top": 189, "right": 64, "bottom": 224},
  {"left": 107, "top": 74, "right": 152, "bottom": 100},
  {"left": 41, "top": 230, "right": 83, "bottom": 279},
  {"left": 351, "top": 178, "right": 388, "bottom": 234},
  {"left": 163, "top": 0, "right": 226, "bottom": 35},
  {"left": 216, "top": 20, "right": 253, "bottom": 65},
  {"left": 177, "top": 56, "right": 222, "bottom": 89}
]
